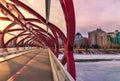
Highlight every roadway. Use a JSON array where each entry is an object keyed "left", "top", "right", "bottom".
[{"left": 0, "top": 49, "right": 53, "bottom": 81}]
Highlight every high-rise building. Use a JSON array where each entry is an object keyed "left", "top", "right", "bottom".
[
  {"left": 107, "top": 32, "right": 116, "bottom": 44},
  {"left": 74, "top": 33, "right": 83, "bottom": 47},
  {"left": 88, "top": 28, "right": 108, "bottom": 48},
  {"left": 116, "top": 30, "right": 120, "bottom": 45},
  {"left": 107, "top": 30, "right": 120, "bottom": 47}
]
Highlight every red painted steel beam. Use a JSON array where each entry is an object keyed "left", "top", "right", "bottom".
[
  {"left": 10, "top": 0, "right": 67, "bottom": 57},
  {"left": 29, "top": 37, "right": 44, "bottom": 47},
  {"left": 26, "top": 19, "right": 65, "bottom": 56},
  {"left": 1, "top": 23, "right": 17, "bottom": 48},
  {"left": 10, "top": 0, "right": 67, "bottom": 43},
  {"left": 3, "top": 24, "right": 51, "bottom": 48},
  {"left": 0, "top": 3, "right": 45, "bottom": 46},
  {"left": 29, "top": 38, "right": 43, "bottom": 47},
  {"left": 24, "top": 38, "right": 35, "bottom": 47},
  {"left": 5, "top": 32, "right": 28, "bottom": 47},
  {"left": 6, "top": 29, "right": 24, "bottom": 32},
  {"left": 0, "top": 0, "right": 66, "bottom": 58},
  {"left": 0, "top": 23, "right": 16, "bottom": 48},
  {"left": 16, "top": 36, "right": 42, "bottom": 47},
  {"left": 25, "top": 18, "right": 67, "bottom": 43},
  {"left": 16, "top": 35, "right": 39, "bottom": 47},
  {"left": 10, "top": 0, "right": 46, "bottom": 24},
  {"left": 1, "top": 20, "right": 46, "bottom": 48},
  {"left": 28, "top": 22, "right": 54, "bottom": 40},
  {"left": 5, "top": 28, "right": 48, "bottom": 48},
  {"left": 0, "top": 17, "right": 10, "bottom": 21},
  {"left": 27, "top": 21, "right": 59, "bottom": 56},
  {"left": 32, "top": 24, "right": 59, "bottom": 56},
  {"left": 1, "top": 0, "right": 76, "bottom": 79},
  {"left": 59, "top": 0, "right": 76, "bottom": 79},
  {"left": 4, "top": 23, "right": 17, "bottom": 32},
  {"left": 2, "top": 2, "right": 39, "bottom": 47}
]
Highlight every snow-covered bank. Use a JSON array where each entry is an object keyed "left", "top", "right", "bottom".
[{"left": 59, "top": 53, "right": 120, "bottom": 60}]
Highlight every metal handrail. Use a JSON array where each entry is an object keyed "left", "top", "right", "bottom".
[{"left": 48, "top": 49, "right": 75, "bottom": 81}]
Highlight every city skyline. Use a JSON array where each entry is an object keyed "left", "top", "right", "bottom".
[{"left": 76, "top": 28, "right": 119, "bottom": 38}]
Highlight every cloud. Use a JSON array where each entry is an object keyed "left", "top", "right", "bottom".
[{"left": 74, "top": 0, "right": 120, "bottom": 36}]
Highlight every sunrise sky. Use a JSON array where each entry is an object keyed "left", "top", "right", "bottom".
[{"left": 74, "top": 0, "right": 120, "bottom": 37}]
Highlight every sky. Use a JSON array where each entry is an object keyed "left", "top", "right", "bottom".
[
  {"left": 1, "top": 0, "right": 120, "bottom": 38},
  {"left": 74, "top": 0, "right": 120, "bottom": 37}
]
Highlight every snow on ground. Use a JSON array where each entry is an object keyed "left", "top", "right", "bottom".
[{"left": 59, "top": 53, "right": 120, "bottom": 60}]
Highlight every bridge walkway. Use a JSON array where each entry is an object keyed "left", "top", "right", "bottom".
[{"left": 0, "top": 49, "right": 53, "bottom": 81}]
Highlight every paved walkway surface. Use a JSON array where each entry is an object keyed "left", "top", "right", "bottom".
[{"left": 0, "top": 49, "right": 53, "bottom": 81}]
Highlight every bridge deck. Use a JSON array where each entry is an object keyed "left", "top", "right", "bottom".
[{"left": 0, "top": 49, "right": 53, "bottom": 81}]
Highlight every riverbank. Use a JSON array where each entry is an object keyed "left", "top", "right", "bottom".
[
  {"left": 59, "top": 54, "right": 120, "bottom": 62},
  {"left": 59, "top": 48, "right": 120, "bottom": 54}
]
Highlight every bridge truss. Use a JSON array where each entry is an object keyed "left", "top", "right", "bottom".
[{"left": 0, "top": 0, "right": 76, "bottom": 80}]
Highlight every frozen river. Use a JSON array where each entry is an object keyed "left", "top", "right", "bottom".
[
  {"left": 76, "top": 61, "right": 120, "bottom": 81},
  {"left": 59, "top": 54, "right": 120, "bottom": 81}
]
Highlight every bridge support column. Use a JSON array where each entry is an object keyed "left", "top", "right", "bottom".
[
  {"left": 61, "top": 45, "right": 76, "bottom": 80},
  {"left": 66, "top": 46, "right": 76, "bottom": 80}
]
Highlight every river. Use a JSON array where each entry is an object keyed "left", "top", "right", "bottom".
[{"left": 76, "top": 61, "right": 120, "bottom": 81}]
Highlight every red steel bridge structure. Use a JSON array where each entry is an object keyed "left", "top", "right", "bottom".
[{"left": 0, "top": 0, "right": 76, "bottom": 80}]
